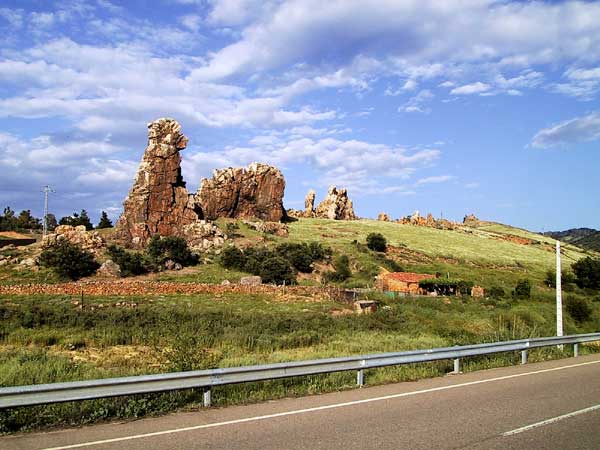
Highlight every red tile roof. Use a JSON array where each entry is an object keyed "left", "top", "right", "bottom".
[{"left": 384, "top": 272, "right": 434, "bottom": 283}]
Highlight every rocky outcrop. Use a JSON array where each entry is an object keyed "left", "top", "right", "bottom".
[
  {"left": 305, "top": 190, "right": 316, "bottom": 216},
  {"left": 315, "top": 186, "right": 356, "bottom": 220},
  {"left": 463, "top": 214, "right": 481, "bottom": 226},
  {"left": 182, "top": 221, "right": 226, "bottom": 252},
  {"left": 42, "top": 225, "right": 105, "bottom": 255},
  {"left": 97, "top": 260, "right": 122, "bottom": 278},
  {"left": 243, "top": 220, "right": 289, "bottom": 237},
  {"left": 196, "top": 163, "right": 286, "bottom": 222},
  {"left": 115, "top": 118, "right": 199, "bottom": 248},
  {"left": 378, "top": 212, "right": 390, "bottom": 222}
]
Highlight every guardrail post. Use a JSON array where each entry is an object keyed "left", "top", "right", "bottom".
[
  {"left": 203, "top": 388, "right": 211, "bottom": 407},
  {"left": 574, "top": 343, "right": 579, "bottom": 358},
  {"left": 521, "top": 350, "right": 528, "bottom": 365},
  {"left": 357, "top": 360, "right": 366, "bottom": 387},
  {"left": 453, "top": 358, "right": 460, "bottom": 374}
]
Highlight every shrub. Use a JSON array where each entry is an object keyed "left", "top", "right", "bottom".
[
  {"left": 106, "top": 245, "right": 148, "bottom": 276},
  {"left": 366, "top": 233, "right": 387, "bottom": 252},
  {"left": 244, "top": 247, "right": 277, "bottom": 274},
  {"left": 146, "top": 235, "right": 198, "bottom": 267},
  {"left": 488, "top": 286, "right": 505, "bottom": 298},
  {"left": 259, "top": 256, "right": 296, "bottom": 285},
  {"left": 275, "top": 243, "right": 314, "bottom": 273},
  {"left": 513, "top": 279, "right": 531, "bottom": 299},
  {"left": 39, "top": 241, "right": 99, "bottom": 280},
  {"left": 219, "top": 246, "right": 247, "bottom": 270},
  {"left": 565, "top": 296, "right": 593, "bottom": 323},
  {"left": 572, "top": 257, "right": 600, "bottom": 290}
]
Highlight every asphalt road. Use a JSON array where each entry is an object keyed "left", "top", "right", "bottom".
[{"left": 2, "top": 354, "right": 600, "bottom": 450}]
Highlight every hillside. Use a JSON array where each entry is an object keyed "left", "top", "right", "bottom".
[{"left": 543, "top": 228, "right": 600, "bottom": 252}]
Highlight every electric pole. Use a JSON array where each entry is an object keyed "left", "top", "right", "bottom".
[
  {"left": 42, "top": 185, "right": 55, "bottom": 236},
  {"left": 556, "top": 240, "right": 563, "bottom": 340}
]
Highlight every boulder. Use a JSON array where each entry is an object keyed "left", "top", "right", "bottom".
[
  {"left": 115, "top": 118, "right": 199, "bottom": 248},
  {"left": 182, "top": 221, "right": 226, "bottom": 252},
  {"left": 240, "top": 275, "right": 262, "bottom": 286},
  {"left": 19, "top": 257, "right": 36, "bottom": 267},
  {"left": 378, "top": 212, "right": 390, "bottom": 222},
  {"left": 463, "top": 214, "right": 481, "bottom": 226},
  {"left": 243, "top": 220, "right": 289, "bottom": 237},
  {"left": 97, "top": 259, "right": 122, "bottom": 278},
  {"left": 195, "top": 163, "right": 286, "bottom": 222},
  {"left": 315, "top": 186, "right": 356, "bottom": 220}
]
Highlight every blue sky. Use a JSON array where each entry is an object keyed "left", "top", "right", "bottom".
[{"left": 0, "top": 0, "right": 599, "bottom": 231}]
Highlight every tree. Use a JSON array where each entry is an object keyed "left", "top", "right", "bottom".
[
  {"left": 59, "top": 209, "right": 94, "bottom": 230},
  {"left": 45, "top": 213, "right": 58, "bottom": 232},
  {"left": 366, "top": 233, "right": 387, "bottom": 252},
  {"left": 97, "top": 211, "right": 113, "bottom": 229},
  {"left": 572, "top": 257, "right": 600, "bottom": 290},
  {"left": 0, "top": 206, "right": 17, "bottom": 231},
  {"left": 16, "top": 210, "right": 42, "bottom": 230},
  {"left": 39, "top": 240, "right": 99, "bottom": 280}
]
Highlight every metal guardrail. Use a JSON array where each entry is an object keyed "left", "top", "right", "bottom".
[{"left": 1, "top": 333, "right": 598, "bottom": 409}]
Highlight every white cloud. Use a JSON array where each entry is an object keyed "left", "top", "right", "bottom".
[
  {"left": 179, "top": 14, "right": 202, "bottom": 31},
  {"left": 450, "top": 82, "right": 490, "bottom": 95},
  {"left": 416, "top": 175, "right": 456, "bottom": 185},
  {"left": 531, "top": 112, "right": 600, "bottom": 148},
  {"left": 399, "top": 89, "right": 434, "bottom": 113}
]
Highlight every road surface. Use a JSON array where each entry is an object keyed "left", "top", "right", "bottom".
[{"left": 2, "top": 353, "right": 600, "bottom": 450}]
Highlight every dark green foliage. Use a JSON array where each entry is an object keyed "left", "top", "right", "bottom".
[
  {"left": 106, "top": 245, "right": 148, "bottom": 276},
  {"left": 545, "top": 269, "right": 577, "bottom": 288},
  {"left": 275, "top": 243, "right": 313, "bottom": 273},
  {"left": 219, "top": 246, "right": 247, "bottom": 270},
  {"left": 59, "top": 209, "right": 94, "bottom": 230},
  {"left": 572, "top": 257, "right": 600, "bottom": 290},
  {"left": 39, "top": 241, "right": 99, "bottom": 280},
  {"left": 259, "top": 256, "right": 296, "bottom": 285},
  {"left": 96, "top": 211, "right": 113, "bottom": 229},
  {"left": 488, "top": 286, "right": 506, "bottom": 298},
  {"left": 146, "top": 235, "right": 198, "bottom": 267},
  {"left": 366, "top": 232, "right": 387, "bottom": 252},
  {"left": 0, "top": 207, "right": 42, "bottom": 231},
  {"left": 565, "top": 296, "right": 593, "bottom": 323},
  {"left": 16, "top": 210, "right": 42, "bottom": 230},
  {"left": 457, "top": 280, "right": 474, "bottom": 295},
  {"left": 513, "top": 279, "right": 531, "bottom": 299},
  {"left": 45, "top": 213, "right": 58, "bottom": 232},
  {"left": 324, "top": 255, "right": 352, "bottom": 282},
  {"left": 244, "top": 246, "right": 277, "bottom": 275}
]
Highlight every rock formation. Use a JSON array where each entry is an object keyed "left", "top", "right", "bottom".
[
  {"left": 315, "top": 186, "right": 356, "bottom": 220},
  {"left": 304, "top": 190, "right": 316, "bottom": 216},
  {"left": 42, "top": 225, "right": 105, "bottom": 255},
  {"left": 182, "top": 221, "right": 226, "bottom": 252},
  {"left": 378, "top": 212, "right": 390, "bottom": 222},
  {"left": 195, "top": 163, "right": 286, "bottom": 222},
  {"left": 115, "top": 118, "right": 199, "bottom": 248},
  {"left": 463, "top": 214, "right": 481, "bottom": 226}
]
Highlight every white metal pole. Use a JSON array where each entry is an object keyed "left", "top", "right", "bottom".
[{"left": 556, "top": 241, "right": 563, "bottom": 339}]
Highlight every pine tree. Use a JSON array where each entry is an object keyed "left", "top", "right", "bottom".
[{"left": 97, "top": 211, "right": 113, "bottom": 229}]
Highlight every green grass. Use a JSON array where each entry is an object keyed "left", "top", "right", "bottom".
[{"left": 1, "top": 291, "right": 599, "bottom": 432}]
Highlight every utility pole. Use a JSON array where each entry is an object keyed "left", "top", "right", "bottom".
[
  {"left": 42, "top": 185, "right": 55, "bottom": 236},
  {"left": 556, "top": 240, "right": 563, "bottom": 341}
]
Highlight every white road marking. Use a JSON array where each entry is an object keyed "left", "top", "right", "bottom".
[
  {"left": 502, "top": 404, "right": 600, "bottom": 436},
  {"left": 36, "top": 359, "right": 600, "bottom": 450}
]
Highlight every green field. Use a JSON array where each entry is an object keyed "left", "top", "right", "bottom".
[{"left": 0, "top": 218, "right": 598, "bottom": 432}]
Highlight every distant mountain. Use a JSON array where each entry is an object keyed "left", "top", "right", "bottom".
[{"left": 542, "top": 228, "right": 600, "bottom": 252}]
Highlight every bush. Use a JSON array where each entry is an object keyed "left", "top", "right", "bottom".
[
  {"left": 244, "top": 247, "right": 277, "bottom": 275},
  {"left": 565, "top": 296, "right": 593, "bottom": 323},
  {"left": 366, "top": 233, "right": 387, "bottom": 252},
  {"left": 219, "top": 246, "right": 247, "bottom": 270},
  {"left": 259, "top": 256, "right": 296, "bottom": 285},
  {"left": 146, "top": 235, "right": 198, "bottom": 267},
  {"left": 513, "top": 279, "right": 531, "bottom": 299},
  {"left": 488, "top": 286, "right": 505, "bottom": 298},
  {"left": 39, "top": 241, "right": 99, "bottom": 280},
  {"left": 572, "top": 257, "right": 600, "bottom": 290},
  {"left": 275, "top": 243, "right": 314, "bottom": 273},
  {"left": 106, "top": 245, "right": 148, "bottom": 277},
  {"left": 324, "top": 254, "right": 352, "bottom": 282}
]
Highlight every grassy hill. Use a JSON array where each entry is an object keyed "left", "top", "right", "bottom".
[
  {"left": 1, "top": 217, "right": 599, "bottom": 432},
  {"left": 543, "top": 228, "right": 600, "bottom": 252}
]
